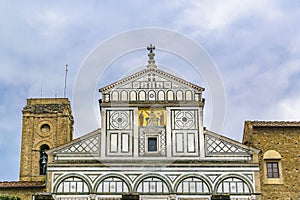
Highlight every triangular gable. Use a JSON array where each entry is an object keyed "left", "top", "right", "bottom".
[
  {"left": 204, "top": 130, "right": 259, "bottom": 157},
  {"left": 99, "top": 67, "right": 204, "bottom": 93},
  {"left": 48, "top": 129, "right": 100, "bottom": 159}
]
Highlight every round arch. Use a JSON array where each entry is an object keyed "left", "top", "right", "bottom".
[
  {"left": 133, "top": 173, "right": 172, "bottom": 194},
  {"left": 148, "top": 90, "right": 156, "bottom": 101},
  {"left": 263, "top": 150, "right": 281, "bottom": 159},
  {"left": 120, "top": 90, "right": 128, "bottom": 101},
  {"left": 176, "top": 90, "right": 184, "bottom": 101},
  {"left": 93, "top": 173, "right": 132, "bottom": 193},
  {"left": 53, "top": 173, "right": 92, "bottom": 194},
  {"left": 111, "top": 91, "right": 119, "bottom": 101},
  {"left": 214, "top": 174, "right": 254, "bottom": 194},
  {"left": 174, "top": 174, "right": 212, "bottom": 194},
  {"left": 33, "top": 140, "right": 53, "bottom": 151},
  {"left": 166, "top": 90, "right": 174, "bottom": 101},
  {"left": 157, "top": 90, "right": 165, "bottom": 101}
]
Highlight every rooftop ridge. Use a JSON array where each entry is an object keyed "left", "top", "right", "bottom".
[{"left": 245, "top": 120, "right": 300, "bottom": 126}]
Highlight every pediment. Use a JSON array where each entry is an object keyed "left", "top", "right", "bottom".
[{"left": 99, "top": 67, "right": 204, "bottom": 93}]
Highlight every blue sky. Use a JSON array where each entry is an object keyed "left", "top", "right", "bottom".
[{"left": 1, "top": 0, "right": 300, "bottom": 180}]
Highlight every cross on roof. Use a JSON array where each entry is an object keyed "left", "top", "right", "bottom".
[
  {"left": 147, "top": 44, "right": 155, "bottom": 53},
  {"left": 146, "top": 44, "right": 157, "bottom": 68}
]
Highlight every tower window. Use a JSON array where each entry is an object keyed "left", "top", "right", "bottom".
[
  {"left": 148, "top": 137, "right": 158, "bottom": 152},
  {"left": 266, "top": 162, "right": 279, "bottom": 178},
  {"left": 39, "top": 144, "right": 50, "bottom": 175},
  {"left": 40, "top": 124, "right": 50, "bottom": 134}
]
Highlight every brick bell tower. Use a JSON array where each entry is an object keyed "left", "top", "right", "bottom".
[{"left": 19, "top": 98, "right": 73, "bottom": 181}]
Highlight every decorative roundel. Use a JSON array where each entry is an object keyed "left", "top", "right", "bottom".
[
  {"left": 37, "top": 121, "right": 53, "bottom": 137},
  {"left": 41, "top": 124, "right": 50, "bottom": 133},
  {"left": 110, "top": 111, "right": 130, "bottom": 129},
  {"left": 175, "top": 111, "right": 195, "bottom": 129}
]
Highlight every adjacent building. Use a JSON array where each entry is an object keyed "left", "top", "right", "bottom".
[{"left": 243, "top": 121, "right": 300, "bottom": 200}]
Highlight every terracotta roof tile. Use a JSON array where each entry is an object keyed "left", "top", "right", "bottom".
[
  {"left": 0, "top": 181, "right": 45, "bottom": 188},
  {"left": 246, "top": 121, "right": 300, "bottom": 127}
]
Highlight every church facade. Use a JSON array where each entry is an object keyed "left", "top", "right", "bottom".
[
  {"left": 43, "top": 46, "right": 261, "bottom": 200},
  {"left": 4, "top": 45, "right": 293, "bottom": 200}
]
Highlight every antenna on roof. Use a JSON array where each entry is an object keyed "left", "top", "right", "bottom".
[
  {"left": 64, "top": 64, "right": 68, "bottom": 98},
  {"left": 40, "top": 81, "right": 43, "bottom": 98}
]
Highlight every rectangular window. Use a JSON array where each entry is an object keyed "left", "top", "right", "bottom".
[
  {"left": 148, "top": 137, "right": 158, "bottom": 152},
  {"left": 266, "top": 162, "right": 279, "bottom": 178}
]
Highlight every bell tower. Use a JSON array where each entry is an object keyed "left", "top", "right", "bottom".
[{"left": 19, "top": 98, "right": 73, "bottom": 181}]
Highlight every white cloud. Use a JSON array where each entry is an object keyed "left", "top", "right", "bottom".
[
  {"left": 26, "top": 9, "right": 69, "bottom": 37},
  {"left": 278, "top": 96, "right": 300, "bottom": 120},
  {"left": 174, "top": 0, "right": 282, "bottom": 36}
]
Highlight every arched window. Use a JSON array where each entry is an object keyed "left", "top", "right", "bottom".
[
  {"left": 136, "top": 177, "right": 169, "bottom": 194},
  {"left": 121, "top": 91, "right": 128, "bottom": 101},
  {"left": 158, "top": 90, "right": 165, "bottom": 101},
  {"left": 263, "top": 150, "right": 283, "bottom": 184},
  {"left": 185, "top": 90, "right": 193, "bottom": 100},
  {"left": 167, "top": 91, "right": 174, "bottom": 101},
  {"left": 56, "top": 176, "right": 89, "bottom": 193},
  {"left": 111, "top": 91, "right": 119, "bottom": 101},
  {"left": 39, "top": 144, "right": 49, "bottom": 175},
  {"left": 216, "top": 177, "right": 251, "bottom": 194},
  {"left": 130, "top": 91, "right": 137, "bottom": 101},
  {"left": 176, "top": 177, "right": 210, "bottom": 194},
  {"left": 176, "top": 90, "right": 183, "bottom": 101},
  {"left": 139, "top": 91, "right": 146, "bottom": 101},
  {"left": 96, "top": 177, "right": 129, "bottom": 193}
]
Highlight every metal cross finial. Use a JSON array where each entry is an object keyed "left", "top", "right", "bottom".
[
  {"left": 147, "top": 44, "right": 155, "bottom": 53},
  {"left": 146, "top": 44, "right": 157, "bottom": 68}
]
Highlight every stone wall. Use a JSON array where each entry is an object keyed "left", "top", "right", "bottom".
[
  {"left": 0, "top": 181, "right": 45, "bottom": 200},
  {"left": 243, "top": 121, "right": 300, "bottom": 200},
  {"left": 0, "top": 188, "right": 45, "bottom": 200},
  {"left": 19, "top": 98, "right": 73, "bottom": 181}
]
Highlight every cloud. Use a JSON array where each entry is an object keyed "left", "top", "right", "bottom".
[
  {"left": 174, "top": 0, "right": 282, "bottom": 36},
  {"left": 278, "top": 95, "right": 300, "bottom": 120}
]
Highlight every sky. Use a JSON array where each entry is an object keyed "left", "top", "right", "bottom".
[{"left": 1, "top": 0, "right": 300, "bottom": 180}]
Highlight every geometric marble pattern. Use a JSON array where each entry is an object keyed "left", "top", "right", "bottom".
[
  {"left": 173, "top": 110, "right": 197, "bottom": 130},
  {"left": 85, "top": 174, "right": 100, "bottom": 183},
  {"left": 205, "top": 174, "right": 220, "bottom": 183},
  {"left": 206, "top": 135, "right": 248, "bottom": 155},
  {"left": 109, "top": 111, "right": 130, "bottom": 130},
  {"left": 60, "top": 135, "right": 99, "bottom": 153}
]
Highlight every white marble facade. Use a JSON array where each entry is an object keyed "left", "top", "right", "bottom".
[{"left": 48, "top": 47, "right": 260, "bottom": 200}]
